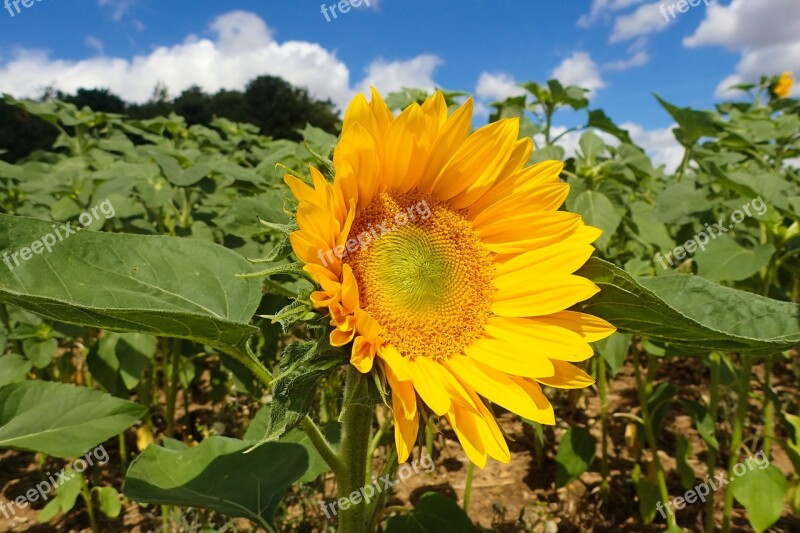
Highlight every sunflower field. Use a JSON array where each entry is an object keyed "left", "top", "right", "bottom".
[{"left": 0, "top": 74, "right": 799, "bottom": 533}]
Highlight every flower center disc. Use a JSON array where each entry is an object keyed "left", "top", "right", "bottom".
[{"left": 344, "top": 192, "right": 495, "bottom": 360}]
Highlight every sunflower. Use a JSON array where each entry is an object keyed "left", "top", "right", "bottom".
[
  {"left": 774, "top": 71, "right": 793, "bottom": 99},
  {"left": 286, "top": 89, "right": 615, "bottom": 467}
]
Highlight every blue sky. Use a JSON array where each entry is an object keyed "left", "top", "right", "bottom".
[{"left": 0, "top": 0, "right": 798, "bottom": 167}]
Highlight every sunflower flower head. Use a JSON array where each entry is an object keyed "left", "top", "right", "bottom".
[
  {"left": 774, "top": 71, "right": 793, "bottom": 99},
  {"left": 286, "top": 88, "right": 615, "bottom": 467}
]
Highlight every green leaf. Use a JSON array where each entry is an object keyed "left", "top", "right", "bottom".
[
  {"left": 254, "top": 341, "right": 344, "bottom": 444},
  {"left": 730, "top": 464, "right": 787, "bottom": 533},
  {"left": 572, "top": 190, "right": 622, "bottom": 249},
  {"left": 555, "top": 426, "right": 596, "bottom": 488},
  {"left": 637, "top": 467, "right": 662, "bottom": 524},
  {"left": 244, "top": 404, "right": 341, "bottom": 484},
  {"left": 0, "top": 213, "right": 261, "bottom": 359},
  {"left": 94, "top": 486, "right": 122, "bottom": 518},
  {"left": 588, "top": 109, "right": 632, "bottom": 144},
  {"left": 683, "top": 401, "right": 719, "bottom": 452},
  {"left": 674, "top": 434, "right": 696, "bottom": 489},
  {"left": 0, "top": 354, "right": 32, "bottom": 386},
  {"left": 0, "top": 381, "right": 146, "bottom": 457},
  {"left": 123, "top": 436, "right": 307, "bottom": 528},
  {"left": 383, "top": 492, "right": 473, "bottom": 533},
  {"left": 22, "top": 337, "right": 57, "bottom": 368},
  {"left": 655, "top": 95, "right": 718, "bottom": 146},
  {"left": 653, "top": 181, "right": 709, "bottom": 224},
  {"left": 695, "top": 235, "right": 774, "bottom": 283},
  {"left": 87, "top": 333, "right": 157, "bottom": 394},
  {"left": 594, "top": 332, "right": 630, "bottom": 376},
  {"left": 577, "top": 258, "right": 800, "bottom": 354},
  {"left": 38, "top": 469, "right": 84, "bottom": 523},
  {"left": 530, "top": 145, "right": 565, "bottom": 163}
]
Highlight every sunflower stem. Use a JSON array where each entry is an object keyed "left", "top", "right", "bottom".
[
  {"left": 598, "top": 356, "right": 610, "bottom": 495},
  {"left": 721, "top": 355, "right": 754, "bottom": 533},
  {"left": 463, "top": 461, "right": 475, "bottom": 514},
  {"left": 703, "top": 352, "right": 722, "bottom": 533},
  {"left": 634, "top": 353, "right": 678, "bottom": 530},
  {"left": 337, "top": 366, "right": 373, "bottom": 533}
]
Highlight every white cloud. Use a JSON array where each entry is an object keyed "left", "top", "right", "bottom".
[
  {"left": 604, "top": 50, "right": 649, "bottom": 71},
  {"left": 475, "top": 72, "right": 526, "bottom": 101},
  {"left": 621, "top": 122, "right": 683, "bottom": 171},
  {"left": 551, "top": 52, "right": 606, "bottom": 96},
  {"left": 684, "top": 0, "right": 800, "bottom": 96},
  {"left": 356, "top": 54, "right": 442, "bottom": 96},
  {"left": 578, "top": 0, "right": 645, "bottom": 28},
  {"left": 0, "top": 11, "right": 443, "bottom": 113},
  {"left": 610, "top": 2, "right": 670, "bottom": 43}
]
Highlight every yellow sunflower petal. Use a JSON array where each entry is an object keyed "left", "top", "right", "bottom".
[
  {"left": 493, "top": 275, "right": 600, "bottom": 317},
  {"left": 445, "top": 356, "right": 545, "bottom": 419},
  {"left": 536, "top": 360, "right": 595, "bottom": 389},
  {"left": 463, "top": 337, "right": 555, "bottom": 378},
  {"left": 408, "top": 357, "right": 451, "bottom": 416}
]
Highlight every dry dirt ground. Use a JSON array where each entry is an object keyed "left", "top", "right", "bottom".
[{"left": 2, "top": 355, "right": 800, "bottom": 532}]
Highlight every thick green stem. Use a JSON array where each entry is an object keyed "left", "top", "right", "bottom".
[
  {"left": 722, "top": 356, "right": 754, "bottom": 533},
  {"left": 337, "top": 367, "right": 373, "bottom": 533},
  {"left": 704, "top": 352, "right": 722, "bottom": 533},
  {"left": 763, "top": 355, "right": 774, "bottom": 460},
  {"left": 635, "top": 354, "right": 678, "bottom": 530},
  {"left": 598, "top": 357, "right": 610, "bottom": 494}
]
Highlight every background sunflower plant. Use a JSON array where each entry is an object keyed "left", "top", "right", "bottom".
[{"left": 0, "top": 74, "right": 798, "bottom": 533}]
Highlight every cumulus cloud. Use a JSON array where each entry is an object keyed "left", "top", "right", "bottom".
[
  {"left": 551, "top": 52, "right": 606, "bottom": 96},
  {"left": 0, "top": 11, "right": 443, "bottom": 112},
  {"left": 621, "top": 122, "right": 683, "bottom": 171},
  {"left": 356, "top": 55, "right": 442, "bottom": 96},
  {"left": 683, "top": 0, "right": 800, "bottom": 96},
  {"left": 610, "top": 2, "right": 670, "bottom": 42},
  {"left": 475, "top": 72, "right": 527, "bottom": 101}
]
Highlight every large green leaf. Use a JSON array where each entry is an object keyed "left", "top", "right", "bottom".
[
  {"left": 244, "top": 404, "right": 341, "bottom": 484},
  {"left": 0, "top": 381, "right": 146, "bottom": 458},
  {"left": 123, "top": 436, "right": 307, "bottom": 528},
  {"left": 572, "top": 190, "right": 622, "bottom": 249},
  {"left": 730, "top": 464, "right": 787, "bottom": 533},
  {"left": 695, "top": 234, "right": 774, "bottom": 283},
  {"left": 383, "top": 492, "right": 473, "bottom": 533},
  {"left": 577, "top": 258, "right": 800, "bottom": 354},
  {"left": 0, "top": 213, "right": 261, "bottom": 358},
  {"left": 555, "top": 426, "right": 596, "bottom": 488}
]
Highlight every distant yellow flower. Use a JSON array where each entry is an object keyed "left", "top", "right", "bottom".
[
  {"left": 286, "top": 89, "right": 615, "bottom": 467},
  {"left": 774, "top": 72, "right": 793, "bottom": 99}
]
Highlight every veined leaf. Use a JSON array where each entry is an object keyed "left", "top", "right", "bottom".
[
  {"left": 577, "top": 258, "right": 800, "bottom": 354},
  {"left": 0, "top": 213, "right": 261, "bottom": 358},
  {"left": 123, "top": 436, "right": 307, "bottom": 528},
  {"left": 0, "top": 381, "right": 146, "bottom": 458}
]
